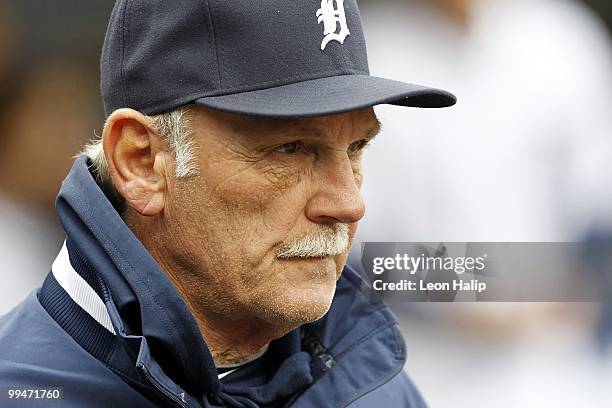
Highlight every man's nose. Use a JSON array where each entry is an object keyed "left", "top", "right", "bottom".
[{"left": 304, "top": 155, "right": 366, "bottom": 225}]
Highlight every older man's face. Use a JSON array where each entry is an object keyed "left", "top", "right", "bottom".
[{"left": 161, "top": 106, "right": 379, "bottom": 328}]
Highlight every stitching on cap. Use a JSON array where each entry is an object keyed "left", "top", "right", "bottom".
[
  {"left": 202, "top": 68, "right": 364, "bottom": 96},
  {"left": 205, "top": 0, "right": 222, "bottom": 90}
]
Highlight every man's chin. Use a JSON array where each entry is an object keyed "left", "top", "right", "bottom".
[{"left": 253, "top": 284, "right": 337, "bottom": 329}]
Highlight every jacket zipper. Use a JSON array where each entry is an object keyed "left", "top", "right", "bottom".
[{"left": 138, "top": 363, "right": 189, "bottom": 408}]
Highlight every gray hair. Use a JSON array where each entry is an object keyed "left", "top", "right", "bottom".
[
  {"left": 275, "top": 224, "right": 350, "bottom": 259},
  {"left": 81, "top": 106, "right": 198, "bottom": 209}
]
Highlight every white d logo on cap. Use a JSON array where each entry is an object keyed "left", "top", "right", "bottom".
[{"left": 316, "top": 0, "right": 351, "bottom": 51}]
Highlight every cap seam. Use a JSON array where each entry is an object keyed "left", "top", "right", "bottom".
[
  {"left": 205, "top": 69, "right": 366, "bottom": 96},
  {"left": 204, "top": 0, "right": 222, "bottom": 90},
  {"left": 119, "top": 0, "right": 132, "bottom": 110},
  {"left": 353, "top": 1, "right": 370, "bottom": 75},
  {"left": 337, "top": 3, "right": 350, "bottom": 71}
]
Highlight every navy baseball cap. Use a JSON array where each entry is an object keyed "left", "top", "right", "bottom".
[{"left": 101, "top": 0, "right": 456, "bottom": 118}]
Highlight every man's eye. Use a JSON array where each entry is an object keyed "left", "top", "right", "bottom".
[
  {"left": 348, "top": 139, "right": 370, "bottom": 155},
  {"left": 275, "top": 142, "right": 300, "bottom": 154}
]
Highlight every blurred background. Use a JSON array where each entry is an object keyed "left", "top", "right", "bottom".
[{"left": 1, "top": 0, "right": 611, "bottom": 406}]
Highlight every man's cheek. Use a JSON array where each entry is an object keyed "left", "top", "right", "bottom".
[
  {"left": 260, "top": 162, "right": 303, "bottom": 192},
  {"left": 214, "top": 175, "right": 277, "bottom": 215}
]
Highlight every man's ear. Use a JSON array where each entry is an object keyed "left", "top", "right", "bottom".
[{"left": 102, "top": 108, "right": 171, "bottom": 216}]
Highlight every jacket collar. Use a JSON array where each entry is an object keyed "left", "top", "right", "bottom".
[{"left": 54, "top": 156, "right": 218, "bottom": 397}]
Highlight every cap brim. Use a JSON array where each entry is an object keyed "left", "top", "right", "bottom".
[{"left": 193, "top": 74, "right": 456, "bottom": 118}]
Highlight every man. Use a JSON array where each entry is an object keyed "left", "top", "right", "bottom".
[{"left": 0, "top": 1, "right": 455, "bottom": 406}]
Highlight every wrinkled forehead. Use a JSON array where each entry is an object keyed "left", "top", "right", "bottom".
[{"left": 193, "top": 105, "right": 379, "bottom": 142}]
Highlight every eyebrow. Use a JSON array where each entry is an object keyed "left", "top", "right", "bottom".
[{"left": 287, "top": 118, "right": 383, "bottom": 141}]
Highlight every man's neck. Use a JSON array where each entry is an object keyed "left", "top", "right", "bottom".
[
  {"left": 161, "top": 260, "right": 285, "bottom": 367},
  {"left": 193, "top": 311, "right": 282, "bottom": 367}
]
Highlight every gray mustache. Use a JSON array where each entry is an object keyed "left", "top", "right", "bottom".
[{"left": 275, "top": 224, "right": 350, "bottom": 259}]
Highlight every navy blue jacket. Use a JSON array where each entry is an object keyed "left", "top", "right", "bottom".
[{"left": 0, "top": 157, "right": 426, "bottom": 407}]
